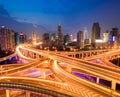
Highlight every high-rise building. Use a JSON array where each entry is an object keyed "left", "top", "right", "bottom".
[
  {"left": 70, "top": 34, "right": 73, "bottom": 42},
  {"left": 84, "top": 27, "right": 88, "bottom": 40},
  {"left": 19, "top": 32, "right": 27, "bottom": 44},
  {"left": 109, "top": 28, "right": 119, "bottom": 48},
  {"left": 57, "top": 24, "right": 63, "bottom": 47},
  {"left": 32, "top": 32, "right": 37, "bottom": 44},
  {"left": 14, "top": 32, "right": 19, "bottom": 45},
  {"left": 42, "top": 33, "right": 50, "bottom": 48},
  {"left": 77, "top": 31, "right": 84, "bottom": 49},
  {"left": 103, "top": 31, "right": 110, "bottom": 48},
  {"left": 103, "top": 31, "right": 110, "bottom": 42},
  {"left": 0, "top": 26, "right": 15, "bottom": 50},
  {"left": 64, "top": 34, "right": 70, "bottom": 46},
  {"left": 91, "top": 22, "right": 100, "bottom": 48},
  {"left": 51, "top": 33, "right": 56, "bottom": 42},
  {"left": 50, "top": 33, "right": 57, "bottom": 47}
]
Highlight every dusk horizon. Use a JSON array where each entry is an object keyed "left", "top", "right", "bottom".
[{"left": 0, "top": 0, "right": 120, "bottom": 38}]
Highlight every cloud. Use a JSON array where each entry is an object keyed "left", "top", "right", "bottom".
[
  {"left": 0, "top": 5, "right": 10, "bottom": 17},
  {"left": 0, "top": 5, "right": 48, "bottom": 37}
]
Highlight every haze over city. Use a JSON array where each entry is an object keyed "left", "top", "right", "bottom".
[
  {"left": 1, "top": 0, "right": 120, "bottom": 97},
  {"left": 0, "top": 0, "right": 120, "bottom": 37}
]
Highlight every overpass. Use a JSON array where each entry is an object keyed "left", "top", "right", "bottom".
[{"left": 16, "top": 45, "right": 120, "bottom": 97}]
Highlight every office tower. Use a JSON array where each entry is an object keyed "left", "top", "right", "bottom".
[
  {"left": 91, "top": 22, "right": 100, "bottom": 48},
  {"left": 14, "top": 32, "right": 19, "bottom": 45},
  {"left": 70, "top": 34, "right": 73, "bottom": 42},
  {"left": 51, "top": 33, "right": 56, "bottom": 42},
  {"left": 42, "top": 33, "right": 50, "bottom": 48},
  {"left": 10, "top": 30, "right": 15, "bottom": 49},
  {"left": 77, "top": 31, "right": 84, "bottom": 49},
  {"left": 57, "top": 24, "right": 63, "bottom": 47},
  {"left": 84, "top": 39, "right": 90, "bottom": 45},
  {"left": 50, "top": 33, "right": 56, "bottom": 47},
  {"left": 84, "top": 27, "right": 88, "bottom": 40},
  {"left": 0, "top": 26, "right": 15, "bottom": 50},
  {"left": 64, "top": 34, "right": 70, "bottom": 46},
  {"left": 19, "top": 32, "right": 27, "bottom": 44},
  {"left": 32, "top": 32, "right": 37, "bottom": 44},
  {"left": 109, "top": 28, "right": 119, "bottom": 48},
  {"left": 103, "top": 31, "right": 110, "bottom": 48}
]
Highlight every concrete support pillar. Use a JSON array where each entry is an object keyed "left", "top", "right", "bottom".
[
  {"left": 67, "top": 66, "right": 72, "bottom": 73},
  {"left": 35, "top": 54, "right": 37, "bottom": 59},
  {"left": 26, "top": 91, "right": 30, "bottom": 97},
  {"left": 27, "top": 51, "right": 29, "bottom": 57},
  {"left": 72, "top": 54, "right": 74, "bottom": 58},
  {"left": 6, "top": 89, "right": 10, "bottom": 97},
  {"left": 85, "top": 53, "right": 87, "bottom": 58},
  {"left": 34, "top": 53, "right": 36, "bottom": 59},
  {"left": 75, "top": 54, "right": 76, "bottom": 58},
  {"left": 41, "top": 69, "right": 46, "bottom": 79},
  {"left": 81, "top": 53, "right": 83, "bottom": 59},
  {"left": 78, "top": 54, "right": 79, "bottom": 58},
  {"left": 90, "top": 52, "right": 92, "bottom": 57},
  {"left": 96, "top": 77, "right": 99, "bottom": 83},
  {"left": 111, "top": 80, "right": 116, "bottom": 90},
  {"left": 32, "top": 53, "right": 34, "bottom": 58},
  {"left": 36, "top": 54, "right": 39, "bottom": 59}
]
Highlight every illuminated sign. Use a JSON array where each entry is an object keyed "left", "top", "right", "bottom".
[
  {"left": 1, "top": 26, "right": 5, "bottom": 28},
  {"left": 95, "top": 39, "right": 103, "bottom": 43},
  {"left": 113, "top": 36, "right": 115, "bottom": 41}
]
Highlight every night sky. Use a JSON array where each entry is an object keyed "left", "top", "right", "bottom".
[{"left": 0, "top": 0, "right": 120, "bottom": 38}]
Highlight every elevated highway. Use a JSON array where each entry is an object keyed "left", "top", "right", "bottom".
[
  {"left": 0, "top": 76, "right": 73, "bottom": 97},
  {"left": 49, "top": 60, "right": 119, "bottom": 97},
  {"left": 0, "top": 59, "right": 47, "bottom": 76},
  {"left": 0, "top": 53, "right": 17, "bottom": 62},
  {"left": 17, "top": 45, "right": 120, "bottom": 96}
]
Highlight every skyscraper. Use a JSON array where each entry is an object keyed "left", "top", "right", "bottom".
[
  {"left": 42, "top": 33, "right": 50, "bottom": 48},
  {"left": 19, "top": 32, "right": 27, "bottom": 44},
  {"left": 91, "top": 22, "right": 100, "bottom": 48},
  {"left": 0, "top": 26, "right": 15, "bottom": 50},
  {"left": 103, "top": 30, "right": 110, "bottom": 48},
  {"left": 77, "top": 31, "right": 84, "bottom": 49},
  {"left": 109, "top": 28, "right": 119, "bottom": 48},
  {"left": 14, "top": 32, "right": 19, "bottom": 45},
  {"left": 32, "top": 32, "right": 36, "bottom": 44},
  {"left": 57, "top": 24, "right": 63, "bottom": 50},
  {"left": 50, "top": 33, "right": 56, "bottom": 47},
  {"left": 64, "top": 34, "right": 70, "bottom": 46}
]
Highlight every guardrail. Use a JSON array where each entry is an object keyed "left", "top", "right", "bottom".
[
  {"left": 0, "top": 82, "right": 72, "bottom": 97},
  {"left": 0, "top": 59, "right": 46, "bottom": 76},
  {"left": 49, "top": 60, "right": 120, "bottom": 97},
  {"left": 0, "top": 53, "right": 17, "bottom": 62}
]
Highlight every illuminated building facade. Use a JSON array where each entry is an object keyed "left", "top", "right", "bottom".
[
  {"left": 0, "top": 26, "right": 15, "bottom": 50},
  {"left": 50, "top": 33, "right": 57, "bottom": 48},
  {"left": 91, "top": 22, "right": 100, "bottom": 48},
  {"left": 32, "top": 32, "right": 37, "bottom": 44},
  {"left": 64, "top": 34, "right": 70, "bottom": 46},
  {"left": 14, "top": 32, "right": 19, "bottom": 45},
  {"left": 84, "top": 39, "right": 90, "bottom": 45},
  {"left": 109, "top": 28, "right": 119, "bottom": 48},
  {"left": 42, "top": 33, "right": 50, "bottom": 48},
  {"left": 57, "top": 24, "right": 63, "bottom": 47},
  {"left": 70, "top": 34, "right": 73, "bottom": 42},
  {"left": 103, "top": 31, "right": 110, "bottom": 48},
  {"left": 19, "top": 32, "right": 27, "bottom": 43},
  {"left": 77, "top": 31, "right": 84, "bottom": 49}
]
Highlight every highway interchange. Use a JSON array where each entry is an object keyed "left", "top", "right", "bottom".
[{"left": 0, "top": 45, "right": 120, "bottom": 97}]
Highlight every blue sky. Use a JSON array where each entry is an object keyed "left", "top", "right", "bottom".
[{"left": 0, "top": 0, "right": 120, "bottom": 37}]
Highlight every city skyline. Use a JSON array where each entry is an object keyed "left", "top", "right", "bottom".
[{"left": 0, "top": 0, "right": 120, "bottom": 37}]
